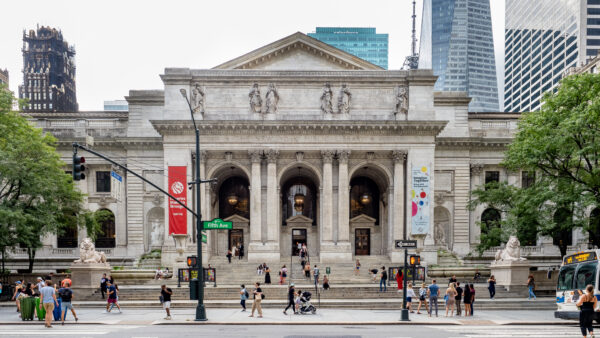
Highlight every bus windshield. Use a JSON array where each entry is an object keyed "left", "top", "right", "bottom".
[
  {"left": 558, "top": 265, "right": 576, "bottom": 291},
  {"left": 558, "top": 262, "right": 598, "bottom": 291}
]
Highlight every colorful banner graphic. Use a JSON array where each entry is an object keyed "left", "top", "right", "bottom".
[
  {"left": 168, "top": 166, "right": 188, "bottom": 235},
  {"left": 411, "top": 166, "right": 430, "bottom": 235}
]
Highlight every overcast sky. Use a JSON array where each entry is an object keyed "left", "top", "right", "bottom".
[{"left": 0, "top": 0, "right": 505, "bottom": 111}]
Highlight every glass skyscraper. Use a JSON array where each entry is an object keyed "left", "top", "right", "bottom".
[
  {"left": 308, "top": 27, "right": 388, "bottom": 69},
  {"left": 504, "top": 0, "right": 593, "bottom": 113},
  {"left": 419, "top": 0, "right": 499, "bottom": 112}
]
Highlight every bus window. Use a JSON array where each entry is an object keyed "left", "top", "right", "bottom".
[
  {"left": 558, "top": 265, "right": 576, "bottom": 290},
  {"left": 575, "top": 262, "right": 598, "bottom": 290}
]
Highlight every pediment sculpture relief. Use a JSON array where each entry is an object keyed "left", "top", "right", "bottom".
[
  {"left": 395, "top": 85, "right": 408, "bottom": 116},
  {"left": 249, "top": 83, "right": 262, "bottom": 113},
  {"left": 320, "top": 83, "right": 333, "bottom": 114},
  {"left": 191, "top": 83, "right": 205, "bottom": 115},
  {"left": 265, "top": 83, "right": 279, "bottom": 113},
  {"left": 337, "top": 84, "right": 351, "bottom": 114}
]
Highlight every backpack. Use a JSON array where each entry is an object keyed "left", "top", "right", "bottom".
[{"left": 244, "top": 290, "right": 249, "bottom": 299}]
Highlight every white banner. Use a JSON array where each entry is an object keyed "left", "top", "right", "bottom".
[
  {"left": 110, "top": 171, "right": 122, "bottom": 201},
  {"left": 411, "top": 166, "right": 430, "bottom": 235}
]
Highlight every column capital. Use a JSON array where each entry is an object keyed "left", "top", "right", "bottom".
[
  {"left": 391, "top": 150, "right": 407, "bottom": 163},
  {"left": 248, "top": 150, "right": 263, "bottom": 163},
  {"left": 321, "top": 150, "right": 335, "bottom": 163},
  {"left": 191, "top": 150, "right": 208, "bottom": 163},
  {"left": 470, "top": 162, "right": 484, "bottom": 175},
  {"left": 265, "top": 149, "right": 279, "bottom": 163},
  {"left": 337, "top": 150, "right": 351, "bottom": 164}
]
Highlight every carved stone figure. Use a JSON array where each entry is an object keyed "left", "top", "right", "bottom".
[
  {"left": 320, "top": 83, "right": 333, "bottom": 114},
  {"left": 495, "top": 236, "right": 527, "bottom": 261},
  {"left": 74, "top": 238, "right": 108, "bottom": 264},
  {"left": 395, "top": 85, "right": 408, "bottom": 115},
  {"left": 191, "top": 83, "right": 205, "bottom": 115},
  {"left": 434, "top": 222, "right": 447, "bottom": 246},
  {"left": 265, "top": 83, "right": 279, "bottom": 113},
  {"left": 248, "top": 83, "right": 262, "bottom": 113},
  {"left": 338, "top": 83, "right": 351, "bottom": 114},
  {"left": 150, "top": 216, "right": 164, "bottom": 247}
]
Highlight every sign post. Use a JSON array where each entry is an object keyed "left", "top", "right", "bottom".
[
  {"left": 110, "top": 171, "right": 122, "bottom": 201},
  {"left": 396, "top": 240, "right": 418, "bottom": 321},
  {"left": 202, "top": 218, "right": 233, "bottom": 230}
]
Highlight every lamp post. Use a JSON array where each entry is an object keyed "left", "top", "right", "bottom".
[{"left": 180, "top": 88, "right": 207, "bottom": 321}]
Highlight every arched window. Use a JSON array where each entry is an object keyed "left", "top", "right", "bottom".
[
  {"left": 57, "top": 224, "right": 78, "bottom": 248},
  {"left": 281, "top": 177, "right": 317, "bottom": 225},
  {"left": 95, "top": 209, "right": 115, "bottom": 248},
  {"left": 590, "top": 209, "right": 600, "bottom": 248},
  {"left": 481, "top": 208, "right": 502, "bottom": 247},
  {"left": 350, "top": 177, "right": 380, "bottom": 224},
  {"left": 218, "top": 177, "right": 250, "bottom": 219}
]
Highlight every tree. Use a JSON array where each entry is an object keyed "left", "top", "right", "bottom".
[{"left": 0, "top": 84, "right": 100, "bottom": 272}]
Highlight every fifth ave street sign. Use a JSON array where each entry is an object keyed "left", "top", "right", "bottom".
[
  {"left": 395, "top": 240, "right": 417, "bottom": 249},
  {"left": 202, "top": 218, "right": 233, "bottom": 230}
]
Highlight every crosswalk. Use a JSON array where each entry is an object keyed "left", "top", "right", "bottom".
[
  {"left": 0, "top": 325, "right": 140, "bottom": 337},
  {"left": 437, "top": 325, "right": 585, "bottom": 338}
]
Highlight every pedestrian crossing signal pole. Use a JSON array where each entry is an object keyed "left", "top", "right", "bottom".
[{"left": 401, "top": 248, "right": 409, "bottom": 321}]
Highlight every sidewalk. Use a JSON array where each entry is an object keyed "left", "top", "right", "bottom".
[{"left": 0, "top": 307, "right": 574, "bottom": 326}]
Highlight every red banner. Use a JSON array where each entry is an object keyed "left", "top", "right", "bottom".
[{"left": 168, "top": 166, "right": 188, "bottom": 235}]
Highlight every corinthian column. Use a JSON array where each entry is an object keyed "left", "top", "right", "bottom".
[
  {"left": 337, "top": 150, "right": 351, "bottom": 242},
  {"left": 265, "top": 149, "right": 280, "bottom": 248},
  {"left": 248, "top": 150, "right": 262, "bottom": 244},
  {"left": 321, "top": 150, "right": 335, "bottom": 243},
  {"left": 390, "top": 150, "right": 407, "bottom": 262}
]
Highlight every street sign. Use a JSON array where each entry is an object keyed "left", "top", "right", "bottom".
[
  {"left": 201, "top": 233, "right": 207, "bottom": 243},
  {"left": 202, "top": 218, "right": 233, "bottom": 230},
  {"left": 395, "top": 240, "right": 417, "bottom": 249},
  {"left": 110, "top": 171, "right": 122, "bottom": 201}
]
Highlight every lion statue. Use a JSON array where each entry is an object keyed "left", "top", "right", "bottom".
[
  {"left": 74, "top": 238, "right": 108, "bottom": 264},
  {"left": 495, "top": 235, "right": 526, "bottom": 262}
]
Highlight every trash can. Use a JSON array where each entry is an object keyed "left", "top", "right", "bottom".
[
  {"left": 20, "top": 297, "right": 35, "bottom": 321},
  {"left": 35, "top": 297, "right": 45, "bottom": 321},
  {"left": 53, "top": 298, "right": 62, "bottom": 321}
]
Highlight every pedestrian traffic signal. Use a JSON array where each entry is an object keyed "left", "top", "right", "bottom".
[
  {"left": 409, "top": 255, "right": 420, "bottom": 266},
  {"left": 73, "top": 155, "right": 86, "bottom": 181},
  {"left": 187, "top": 256, "right": 197, "bottom": 267}
]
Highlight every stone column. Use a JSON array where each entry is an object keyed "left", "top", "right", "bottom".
[
  {"left": 390, "top": 150, "right": 407, "bottom": 262},
  {"left": 335, "top": 150, "right": 352, "bottom": 261},
  {"left": 469, "top": 163, "right": 484, "bottom": 246},
  {"left": 320, "top": 150, "right": 338, "bottom": 262},
  {"left": 249, "top": 150, "right": 262, "bottom": 243}
]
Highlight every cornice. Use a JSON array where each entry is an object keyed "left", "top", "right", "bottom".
[
  {"left": 436, "top": 136, "right": 512, "bottom": 149},
  {"left": 151, "top": 120, "right": 448, "bottom": 137},
  {"left": 55, "top": 137, "right": 163, "bottom": 148},
  {"left": 433, "top": 91, "right": 471, "bottom": 106},
  {"left": 125, "top": 90, "right": 165, "bottom": 106},
  {"left": 23, "top": 111, "right": 128, "bottom": 119},
  {"left": 468, "top": 112, "right": 522, "bottom": 120}
]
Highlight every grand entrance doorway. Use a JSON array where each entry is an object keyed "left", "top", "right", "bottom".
[
  {"left": 355, "top": 229, "right": 370, "bottom": 255},
  {"left": 292, "top": 229, "right": 307, "bottom": 256},
  {"left": 229, "top": 229, "right": 244, "bottom": 252}
]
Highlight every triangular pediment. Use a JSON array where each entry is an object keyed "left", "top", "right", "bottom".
[
  {"left": 350, "top": 214, "right": 377, "bottom": 224},
  {"left": 286, "top": 214, "right": 314, "bottom": 224},
  {"left": 213, "top": 32, "right": 382, "bottom": 71},
  {"left": 223, "top": 214, "right": 250, "bottom": 224}
]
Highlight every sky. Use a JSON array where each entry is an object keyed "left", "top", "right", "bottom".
[{"left": 0, "top": 0, "right": 505, "bottom": 111}]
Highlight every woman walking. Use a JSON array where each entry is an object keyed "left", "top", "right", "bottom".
[
  {"left": 463, "top": 284, "right": 472, "bottom": 317},
  {"left": 281, "top": 265, "right": 288, "bottom": 284},
  {"left": 240, "top": 285, "right": 248, "bottom": 312},
  {"left": 264, "top": 266, "right": 271, "bottom": 284},
  {"left": 355, "top": 259, "right": 361, "bottom": 276},
  {"left": 406, "top": 283, "right": 416, "bottom": 313},
  {"left": 396, "top": 270, "right": 404, "bottom": 291},
  {"left": 416, "top": 282, "right": 429, "bottom": 314},
  {"left": 527, "top": 275, "right": 536, "bottom": 300},
  {"left": 249, "top": 282, "right": 263, "bottom": 318},
  {"left": 488, "top": 275, "right": 496, "bottom": 299},
  {"left": 445, "top": 282, "right": 458, "bottom": 317},
  {"left": 469, "top": 283, "right": 476, "bottom": 316},
  {"left": 577, "top": 284, "right": 598, "bottom": 338}
]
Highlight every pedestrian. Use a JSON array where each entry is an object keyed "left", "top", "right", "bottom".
[
  {"left": 355, "top": 259, "right": 361, "bottom": 276},
  {"left": 100, "top": 274, "right": 108, "bottom": 299},
  {"left": 160, "top": 284, "right": 172, "bottom": 320},
  {"left": 527, "top": 274, "right": 536, "bottom": 300},
  {"left": 379, "top": 266, "right": 388, "bottom": 292},
  {"left": 154, "top": 268, "right": 163, "bottom": 280},
  {"left": 105, "top": 280, "right": 121, "bottom": 313},
  {"left": 108, "top": 275, "right": 114, "bottom": 285},
  {"left": 295, "top": 290, "right": 302, "bottom": 313},
  {"left": 264, "top": 265, "right": 271, "bottom": 284},
  {"left": 396, "top": 269, "right": 403, "bottom": 291},
  {"left": 257, "top": 264, "right": 263, "bottom": 276},
  {"left": 417, "top": 282, "right": 429, "bottom": 314},
  {"left": 11, "top": 281, "right": 23, "bottom": 314},
  {"left": 283, "top": 283, "right": 296, "bottom": 315},
  {"left": 304, "top": 263, "right": 311, "bottom": 279},
  {"left": 455, "top": 282, "right": 463, "bottom": 316},
  {"left": 249, "top": 282, "right": 263, "bottom": 318},
  {"left": 469, "top": 283, "right": 476, "bottom": 316},
  {"left": 445, "top": 282, "right": 457, "bottom": 317},
  {"left": 226, "top": 249, "right": 232, "bottom": 263},
  {"left": 370, "top": 268, "right": 378, "bottom": 282},
  {"left": 577, "top": 284, "right": 597, "bottom": 338},
  {"left": 406, "top": 282, "right": 416, "bottom": 313},
  {"left": 463, "top": 283, "right": 472, "bottom": 317},
  {"left": 23, "top": 283, "right": 34, "bottom": 297},
  {"left": 238, "top": 244, "right": 244, "bottom": 259},
  {"left": 281, "top": 265, "right": 288, "bottom": 284},
  {"left": 488, "top": 275, "right": 496, "bottom": 299},
  {"left": 232, "top": 245, "right": 237, "bottom": 258},
  {"left": 61, "top": 275, "right": 72, "bottom": 288},
  {"left": 58, "top": 281, "right": 78, "bottom": 325},
  {"left": 323, "top": 275, "right": 330, "bottom": 291},
  {"left": 428, "top": 279, "right": 440, "bottom": 317},
  {"left": 296, "top": 242, "right": 302, "bottom": 255},
  {"left": 39, "top": 280, "right": 58, "bottom": 328},
  {"left": 300, "top": 257, "right": 306, "bottom": 270},
  {"left": 36, "top": 277, "right": 45, "bottom": 293},
  {"left": 449, "top": 275, "right": 457, "bottom": 285},
  {"left": 313, "top": 265, "right": 320, "bottom": 286},
  {"left": 473, "top": 270, "right": 481, "bottom": 282},
  {"left": 240, "top": 284, "right": 248, "bottom": 312}
]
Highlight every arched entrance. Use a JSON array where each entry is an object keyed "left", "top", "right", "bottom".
[
  {"left": 480, "top": 208, "right": 501, "bottom": 247},
  {"left": 95, "top": 209, "right": 115, "bottom": 248},
  {"left": 434, "top": 206, "right": 451, "bottom": 249}
]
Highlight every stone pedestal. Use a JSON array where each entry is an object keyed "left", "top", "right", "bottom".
[
  {"left": 490, "top": 261, "right": 530, "bottom": 291},
  {"left": 70, "top": 263, "right": 111, "bottom": 288}
]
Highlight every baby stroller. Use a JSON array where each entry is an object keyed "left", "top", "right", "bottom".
[{"left": 298, "top": 291, "right": 317, "bottom": 314}]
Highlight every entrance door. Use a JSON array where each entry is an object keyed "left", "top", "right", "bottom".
[
  {"left": 355, "top": 229, "right": 370, "bottom": 255},
  {"left": 229, "top": 229, "right": 244, "bottom": 253},
  {"left": 292, "top": 229, "right": 307, "bottom": 256}
]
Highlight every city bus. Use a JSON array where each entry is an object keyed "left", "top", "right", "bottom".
[{"left": 555, "top": 250, "right": 600, "bottom": 321}]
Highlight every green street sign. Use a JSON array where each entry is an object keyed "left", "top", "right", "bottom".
[
  {"left": 202, "top": 218, "right": 233, "bottom": 230},
  {"left": 201, "top": 233, "right": 207, "bottom": 243}
]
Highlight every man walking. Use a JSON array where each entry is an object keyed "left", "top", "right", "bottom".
[
  {"left": 36, "top": 277, "right": 45, "bottom": 294},
  {"left": 240, "top": 284, "right": 248, "bottom": 311},
  {"left": 379, "top": 266, "right": 388, "bottom": 292},
  {"left": 100, "top": 274, "right": 107, "bottom": 299},
  {"left": 313, "top": 265, "right": 320, "bottom": 286},
  {"left": 58, "top": 282, "right": 78, "bottom": 325},
  {"left": 428, "top": 279, "right": 440, "bottom": 317},
  {"left": 283, "top": 284, "right": 296, "bottom": 315},
  {"left": 249, "top": 282, "right": 263, "bottom": 318},
  {"left": 455, "top": 282, "right": 463, "bottom": 316},
  {"left": 160, "top": 285, "right": 172, "bottom": 320},
  {"left": 39, "top": 280, "right": 58, "bottom": 328},
  {"left": 105, "top": 280, "right": 121, "bottom": 313}
]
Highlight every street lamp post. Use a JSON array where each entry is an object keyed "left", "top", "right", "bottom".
[{"left": 180, "top": 88, "right": 207, "bottom": 321}]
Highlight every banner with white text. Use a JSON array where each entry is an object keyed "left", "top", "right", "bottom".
[
  {"left": 168, "top": 166, "right": 188, "bottom": 235},
  {"left": 411, "top": 166, "right": 430, "bottom": 235}
]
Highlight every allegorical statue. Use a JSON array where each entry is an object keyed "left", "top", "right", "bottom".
[
  {"left": 494, "top": 235, "right": 527, "bottom": 262},
  {"left": 320, "top": 83, "right": 333, "bottom": 114},
  {"left": 249, "top": 83, "right": 262, "bottom": 113},
  {"left": 395, "top": 85, "right": 409, "bottom": 115},
  {"left": 337, "top": 83, "right": 351, "bottom": 114},
  {"left": 265, "top": 83, "right": 279, "bottom": 113},
  {"left": 434, "top": 222, "right": 447, "bottom": 246},
  {"left": 74, "top": 238, "right": 108, "bottom": 265},
  {"left": 191, "top": 83, "right": 205, "bottom": 115}
]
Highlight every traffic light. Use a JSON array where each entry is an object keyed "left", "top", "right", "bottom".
[
  {"left": 409, "top": 255, "right": 421, "bottom": 266},
  {"left": 187, "top": 255, "right": 197, "bottom": 267},
  {"left": 73, "top": 155, "right": 86, "bottom": 181}
]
